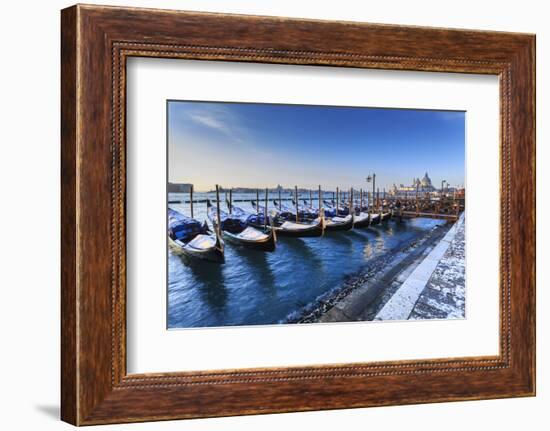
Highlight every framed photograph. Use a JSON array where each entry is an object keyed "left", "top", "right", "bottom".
[{"left": 61, "top": 4, "right": 535, "bottom": 425}]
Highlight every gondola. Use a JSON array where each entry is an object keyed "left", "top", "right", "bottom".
[
  {"left": 347, "top": 198, "right": 370, "bottom": 229},
  {"left": 301, "top": 199, "right": 338, "bottom": 219},
  {"left": 323, "top": 200, "right": 349, "bottom": 216},
  {"left": 369, "top": 212, "right": 381, "bottom": 225},
  {"left": 353, "top": 211, "right": 371, "bottom": 228},
  {"left": 274, "top": 217, "right": 325, "bottom": 237},
  {"left": 324, "top": 213, "right": 354, "bottom": 231},
  {"left": 321, "top": 199, "right": 354, "bottom": 231},
  {"left": 168, "top": 208, "right": 225, "bottom": 263},
  {"left": 254, "top": 200, "right": 324, "bottom": 237},
  {"left": 230, "top": 200, "right": 271, "bottom": 230},
  {"left": 272, "top": 199, "right": 316, "bottom": 222},
  {"left": 290, "top": 199, "right": 318, "bottom": 221},
  {"left": 380, "top": 211, "right": 392, "bottom": 222},
  {"left": 207, "top": 200, "right": 276, "bottom": 252}
]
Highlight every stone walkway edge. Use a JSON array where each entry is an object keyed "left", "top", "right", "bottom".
[{"left": 374, "top": 213, "right": 465, "bottom": 321}]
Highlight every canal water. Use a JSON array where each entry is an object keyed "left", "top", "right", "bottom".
[{"left": 167, "top": 192, "right": 447, "bottom": 329}]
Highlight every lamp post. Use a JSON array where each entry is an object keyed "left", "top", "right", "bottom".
[{"left": 366, "top": 173, "right": 376, "bottom": 211}]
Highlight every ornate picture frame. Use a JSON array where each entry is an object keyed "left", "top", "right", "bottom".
[{"left": 61, "top": 4, "right": 535, "bottom": 425}]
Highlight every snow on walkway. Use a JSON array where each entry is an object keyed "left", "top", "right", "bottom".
[{"left": 374, "top": 213, "right": 465, "bottom": 321}]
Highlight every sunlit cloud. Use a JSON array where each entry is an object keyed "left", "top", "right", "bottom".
[
  {"left": 181, "top": 104, "right": 245, "bottom": 142},
  {"left": 187, "top": 112, "right": 232, "bottom": 134}
]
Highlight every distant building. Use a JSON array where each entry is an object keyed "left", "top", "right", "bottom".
[
  {"left": 168, "top": 182, "right": 192, "bottom": 193},
  {"left": 390, "top": 172, "right": 436, "bottom": 196}
]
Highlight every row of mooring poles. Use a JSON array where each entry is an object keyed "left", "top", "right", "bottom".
[{"left": 187, "top": 184, "right": 392, "bottom": 226}]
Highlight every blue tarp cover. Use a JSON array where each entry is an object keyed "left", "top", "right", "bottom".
[
  {"left": 208, "top": 205, "right": 248, "bottom": 233},
  {"left": 168, "top": 208, "right": 206, "bottom": 242},
  {"left": 233, "top": 204, "right": 270, "bottom": 226}
]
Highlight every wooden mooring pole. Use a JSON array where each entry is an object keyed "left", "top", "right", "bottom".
[
  {"left": 294, "top": 186, "right": 299, "bottom": 222},
  {"left": 190, "top": 184, "right": 194, "bottom": 218},
  {"left": 215, "top": 184, "right": 222, "bottom": 237},
  {"left": 318, "top": 185, "right": 323, "bottom": 220},
  {"left": 264, "top": 187, "right": 268, "bottom": 230},
  {"left": 336, "top": 187, "right": 340, "bottom": 216}
]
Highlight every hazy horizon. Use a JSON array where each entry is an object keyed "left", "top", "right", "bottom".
[{"left": 168, "top": 101, "right": 465, "bottom": 192}]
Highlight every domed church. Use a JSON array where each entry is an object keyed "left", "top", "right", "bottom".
[
  {"left": 390, "top": 172, "right": 436, "bottom": 195},
  {"left": 419, "top": 172, "right": 435, "bottom": 191}
]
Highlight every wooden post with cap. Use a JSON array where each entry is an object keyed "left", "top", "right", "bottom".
[
  {"left": 336, "top": 187, "right": 340, "bottom": 217},
  {"left": 294, "top": 186, "right": 299, "bottom": 222},
  {"left": 318, "top": 185, "right": 323, "bottom": 222},
  {"left": 264, "top": 187, "right": 268, "bottom": 230},
  {"left": 190, "top": 184, "right": 194, "bottom": 218},
  {"left": 215, "top": 184, "right": 222, "bottom": 237}
]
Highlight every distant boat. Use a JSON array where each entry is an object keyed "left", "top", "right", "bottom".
[
  {"left": 207, "top": 200, "right": 276, "bottom": 252},
  {"left": 168, "top": 208, "right": 224, "bottom": 263}
]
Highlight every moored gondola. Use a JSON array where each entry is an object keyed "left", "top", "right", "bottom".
[
  {"left": 370, "top": 212, "right": 381, "bottom": 225},
  {"left": 207, "top": 196, "right": 276, "bottom": 252},
  {"left": 322, "top": 187, "right": 354, "bottom": 231},
  {"left": 254, "top": 199, "right": 324, "bottom": 237},
  {"left": 353, "top": 212, "right": 370, "bottom": 228},
  {"left": 380, "top": 211, "right": 392, "bottom": 222},
  {"left": 324, "top": 214, "right": 354, "bottom": 231},
  {"left": 168, "top": 207, "right": 225, "bottom": 263},
  {"left": 352, "top": 188, "right": 371, "bottom": 228},
  {"left": 274, "top": 216, "right": 324, "bottom": 237},
  {"left": 252, "top": 187, "right": 325, "bottom": 238}
]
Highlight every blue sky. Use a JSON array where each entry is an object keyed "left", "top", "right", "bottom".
[{"left": 168, "top": 101, "right": 465, "bottom": 192}]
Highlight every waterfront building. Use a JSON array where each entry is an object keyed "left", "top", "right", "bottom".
[{"left": 390, "top": 172, "right": 436, "bottom": 196}]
